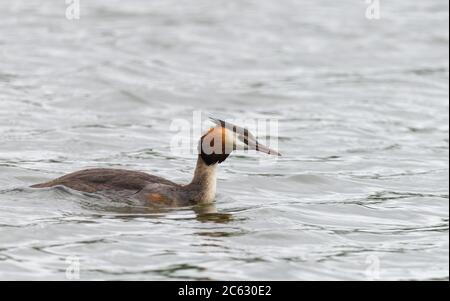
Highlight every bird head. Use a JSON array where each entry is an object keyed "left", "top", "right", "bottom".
[{"left": 198, "top": 118, "right": 281, "bottom": 166}]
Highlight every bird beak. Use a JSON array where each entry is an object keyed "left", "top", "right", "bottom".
[
  {"left": 257, "top": 142, "right": 282, "bottom": 156},
  {"left": 245, "top": 137, "right": 282, "bottom": 156}
]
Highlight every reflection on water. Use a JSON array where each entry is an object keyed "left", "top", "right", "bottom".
[
  {"left": 194, "top": 204, "right": 235, "bottom": 224},
  {"left": 0, "top": 0, "right": 448, "bottom": 280}
]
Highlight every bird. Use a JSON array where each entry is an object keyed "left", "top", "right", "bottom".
[{"left": 31, "top": 118, "right": 281, "bottom": 207}]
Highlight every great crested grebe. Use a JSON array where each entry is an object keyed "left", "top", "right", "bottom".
[{"left": 32, "top": 118, "right": 281, "bottom": 207}]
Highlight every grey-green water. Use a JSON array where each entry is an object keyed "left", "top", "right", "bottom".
[{"left": 0, "top": 0, "right": 448, "bottom": 280}]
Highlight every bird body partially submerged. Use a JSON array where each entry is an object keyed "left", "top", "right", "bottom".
[{"left": 32, "top": 119, "right": 280, "bottom": 207}]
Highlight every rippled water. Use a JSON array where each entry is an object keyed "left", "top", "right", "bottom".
[{"left": 0, "top": 0, "right": 448, "bottom": 280}]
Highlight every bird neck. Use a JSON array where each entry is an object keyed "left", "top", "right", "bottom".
[{"left": 186, "top": 155, "right": 218, "bottom": 204}]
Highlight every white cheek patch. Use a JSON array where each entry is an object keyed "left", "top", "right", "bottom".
[
  {"left": 201, "top": 131, "right": 223, "bottom": 155},
  {"left": 201, "top": 127, "right": 235, "bottom": 155}
]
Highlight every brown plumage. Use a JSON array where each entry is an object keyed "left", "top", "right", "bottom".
[
  {"left": 31, "top": 168, "right": 178, "bottom": 194},
  {"left": 31, "top": 119, "right": 281, "bottom": 207}
]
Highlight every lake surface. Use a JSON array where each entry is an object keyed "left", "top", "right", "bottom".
[{"left": 0, "top": 0, "right": 448, "bottom": 280}]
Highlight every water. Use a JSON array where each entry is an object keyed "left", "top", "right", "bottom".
[{"left": 0, "top": 0, "right": 448, "bottom": 281}]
